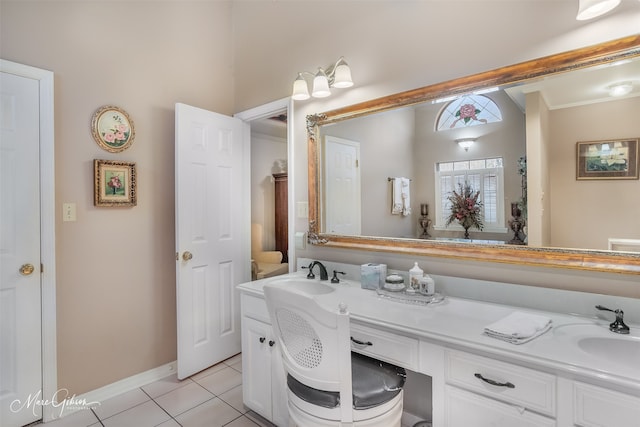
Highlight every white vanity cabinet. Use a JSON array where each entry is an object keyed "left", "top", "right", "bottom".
[
  {"left": 240, "top": 293, "right": 288, "bottom": 426},
  {"left": 572, "top": 381, "right": 640, "bottom": 427},
  {"left": 444, "top": 349, "right": 557, "bottom": 426},
  {"left": 237, "top": 273, "right": 640, "bottom": 427}
]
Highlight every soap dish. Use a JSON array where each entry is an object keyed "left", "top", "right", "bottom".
[
  {"left": 375, "top": 289, "right": 445, "bottom": 306},
  {"left": 383, "top": 282, "right": 405, "bottom": 292}
]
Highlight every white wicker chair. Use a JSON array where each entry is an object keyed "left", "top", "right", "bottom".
[{"left": 264, "top": 281, "right": 406, "bottom": 427}]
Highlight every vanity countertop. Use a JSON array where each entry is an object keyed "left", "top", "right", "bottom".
[{"left": 238, "top": 272, "right": 640, "bottom": 392}]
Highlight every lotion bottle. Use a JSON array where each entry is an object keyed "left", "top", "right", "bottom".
[{"left": 408, "top": 262, "right": 423, "bottom": 293}]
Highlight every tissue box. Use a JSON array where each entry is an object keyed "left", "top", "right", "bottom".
[{"left": 360, "top": 263, "right": 387, "bottom": 290}]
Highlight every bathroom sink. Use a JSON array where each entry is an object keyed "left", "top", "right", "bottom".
[
  {"left": 577, "top": 336, "right": 640, "bottom": 370},
  {"left": 269, "top": 278, "right": 335, "bottom": 295}
]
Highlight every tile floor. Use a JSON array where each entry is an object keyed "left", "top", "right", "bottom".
[{"left": 41, "top": 354, "right": 276, "bottom": 427}]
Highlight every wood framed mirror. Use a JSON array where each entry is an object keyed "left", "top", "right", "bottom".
[{"left": 307, "top": 35, "right": 640, "bottom": 275}]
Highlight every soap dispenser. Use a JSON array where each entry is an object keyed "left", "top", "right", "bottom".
[{"left": 409, "top": 262, "right": 423, "bottom": 293}]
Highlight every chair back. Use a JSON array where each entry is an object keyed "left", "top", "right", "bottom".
[{"left": 264, "top": 282, "right": 353, "bottom": 422}]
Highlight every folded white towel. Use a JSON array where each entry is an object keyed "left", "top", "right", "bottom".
[{"left": 484, "top": 312, "right": 552, "bottom": 345}]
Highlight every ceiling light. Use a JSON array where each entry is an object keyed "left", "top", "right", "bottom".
[
  {"left": 576, "top": 0, "right": 621, "bottom": 20},
  {"left": 291, "top": 57, "right": 354, "bottom": 101},
  {"left": 456, "top": 138, "right": 476, "bottom": 151},
  {"left": 608, "top": 81, "right": 633, "bottom": 97}
]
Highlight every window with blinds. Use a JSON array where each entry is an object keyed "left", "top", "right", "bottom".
[{"left": 434, "top": 157, "right": 506, "bottom": 232}]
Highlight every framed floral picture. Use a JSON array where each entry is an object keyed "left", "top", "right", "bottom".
[
  {"left": 91, "top": 105, "right": 135, "bottom": 153},
  {"left": 94, "top": 159, "right": 137, "bottom": 207},
  {"left": 576, "top": 138, "right": 639, "bottom": 180}
]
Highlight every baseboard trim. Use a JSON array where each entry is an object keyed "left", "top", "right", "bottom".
[{"left": 46, "top": 360, "right": 177, "bottom": 422}]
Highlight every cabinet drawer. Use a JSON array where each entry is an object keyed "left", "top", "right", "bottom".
[
  {"left": 445, "top": 386, "right": 556, "bottom": 427},
  {"left": 350, "top": 323, "right": 419, "bottom": 370},
  {"left": 445, "top": 350, "right": 556, "bottom": 416},
  {"left": 574, "top": 381, "right": 640, "bottom": 427},
  {"left": 241, "top": 293, "right": 270, "bottom": 323}
]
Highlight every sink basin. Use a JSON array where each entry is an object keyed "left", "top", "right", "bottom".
[
  {"left": 577, "top": 336, "right": 640, "bottom": 370},
  {"left": 269, "top": 278, "right": 335, "bottom": 295}
]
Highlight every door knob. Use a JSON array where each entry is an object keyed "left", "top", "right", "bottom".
[
  {"left": 182, "top": 251, "right": 193, "bottom": 261},
  {"left": 20, "top": 263, "right": 35, "bottom": 276}
]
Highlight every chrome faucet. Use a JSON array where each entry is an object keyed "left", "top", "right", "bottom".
[
  {"left": 596, "top": 305, "right": 630, "bottom": 334},
  {"left": 306, "top": 261, "right": 329, "bottom": 281}
]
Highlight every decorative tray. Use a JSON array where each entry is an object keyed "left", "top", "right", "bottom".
[{"left": 375, "top": 289, "right": 445, "bottom": 306}]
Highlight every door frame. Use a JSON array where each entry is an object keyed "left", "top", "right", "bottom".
[
  {"left": 1, "top": 59, "right": 57, "bottom": 423},
  {"left": 235, "top": 97, "right": 295, "bottom": 272}
]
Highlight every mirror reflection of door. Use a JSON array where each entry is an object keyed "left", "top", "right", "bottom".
[{"left": 324, "top": 135, "right": 361, "bottom": 235}]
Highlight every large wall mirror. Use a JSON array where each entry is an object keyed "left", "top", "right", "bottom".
[{"left": 307, "top": 36, "right": 640, "bottom": 275}]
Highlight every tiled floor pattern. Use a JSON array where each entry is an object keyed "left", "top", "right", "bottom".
[{"left": 41, "top": 354, "right": 276, "bottom": 427}]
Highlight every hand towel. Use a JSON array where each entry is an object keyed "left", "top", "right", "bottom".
[
  {"left": 484, "top": 311, "right": 552, "bottom": 345},
  {"left": 391, "top": 178, "right": 403, "bottom": 215},
  {"left": 391, "top": 177, "right": 411, "bottom": 216},
  {"left": 400, "top": 178, "right": 411, "bottom": 216}
]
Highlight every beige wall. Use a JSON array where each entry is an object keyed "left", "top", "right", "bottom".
[
  {"left": 414, "top": 91, "right": 526, "bottom": 241},
  {"left": 320, "top": 107, "right": 416, "bottom": 237},
  {"left": 549, "top": 97, "right": 640, "bottom": 249},
  {"left": 2, "top": 0, "right": 640, "bottom": 397},
  {"left": 1, "top": 1, "right": 233, "bottom": 394}
]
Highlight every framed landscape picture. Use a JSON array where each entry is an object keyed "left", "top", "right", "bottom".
[
  {"left": 576, "top": 138, "right": 639, "bottom": 180},
  {"left": 94, "top": 159, "right": 137, "bottom": 207}
]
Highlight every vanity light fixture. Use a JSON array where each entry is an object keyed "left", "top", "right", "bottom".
[
  {"left": 456, "top": 138, "right": 476, "bottom": 151},
  {"left": 576, "top": 0, "right": 620, "bottom": 20},
  {"left": 291, "top": 57, "right": 353, "bottom": 101},
  {"left": 607, "top": 81, "right": 633, "bottom": 97}
]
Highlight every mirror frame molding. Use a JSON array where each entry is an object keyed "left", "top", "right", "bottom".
[{"left": 307, "top": 35, "right": 640, "bottom": 275}]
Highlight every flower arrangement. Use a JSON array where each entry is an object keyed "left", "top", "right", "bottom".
[
  {"left": 445, "top": 182, "right": 483, "bottom": 239},
  {"left": 107, "top": 174, "right": 123, "bottom": 195}
]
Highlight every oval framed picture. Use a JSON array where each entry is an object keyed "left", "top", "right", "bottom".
[{"left": 91, "top": 105, "right": 135, "bottom": 153}]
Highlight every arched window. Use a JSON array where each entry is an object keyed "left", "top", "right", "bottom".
[{"left": 436, "top": 94, "right": 502, "bottom": 131}]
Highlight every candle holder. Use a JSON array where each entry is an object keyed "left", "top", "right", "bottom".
[
  {"left": 419, "top": 204, "right": 431, "bottom": 239},
  {"left": 507, "top": 202, "right": 525, "bottom": 245}
]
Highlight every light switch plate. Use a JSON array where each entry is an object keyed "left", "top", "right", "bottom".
[
  {"left": 297, "top": 201, "right": 308, "bottom": 218},
  {"left": 63, "top": 202, "right": 76, "bottom": 222}
]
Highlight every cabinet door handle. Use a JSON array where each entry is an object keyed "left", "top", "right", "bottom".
[
  {"left": 259, "top": 337, "right": 265, "bottom": 343},
  {"left": 350, "top": 337, "right": 373, "bottom": 346},
  {"left": 268, "top": 340, "right": 275, "bottom": 347},
  {"left": 474, "top": 373, "right": 515, "bottom": 389}
]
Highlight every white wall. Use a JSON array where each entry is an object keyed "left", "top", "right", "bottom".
[{"left": 251, "top": 132, "right": 287, "bottom": 250}]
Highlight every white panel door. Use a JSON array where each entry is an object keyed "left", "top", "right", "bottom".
[
  {"left": 175, "top": 103, "right": 248, "bottom": 379},
  {"left": 0, "top": 71, "right": 42, "bottom": 426},
  {"left": 324, "top": 135, "right": 361, "bottom": 235}
]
